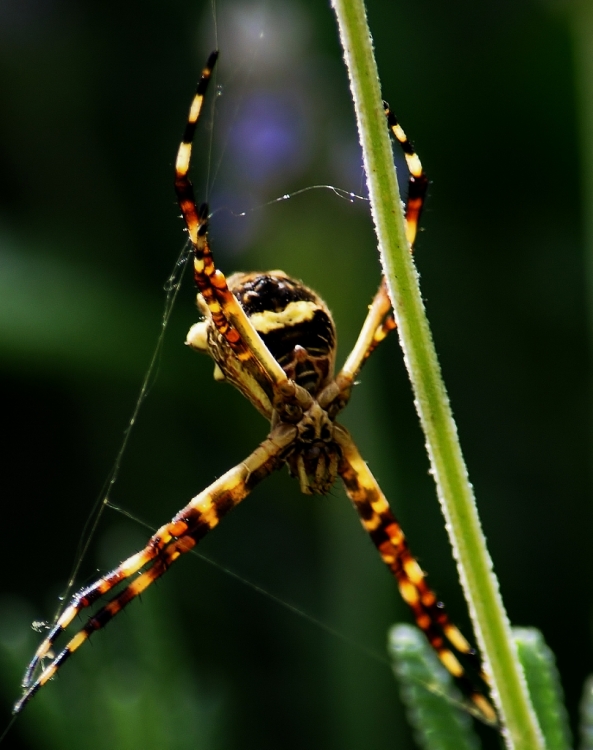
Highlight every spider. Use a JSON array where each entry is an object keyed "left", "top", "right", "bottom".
[{"left": 15, "top": 50, "right": 495, "bottom": 724}]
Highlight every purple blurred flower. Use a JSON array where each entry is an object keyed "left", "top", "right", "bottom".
[{"left": 228, "top": 92, "right": 310, "bottom": 187}]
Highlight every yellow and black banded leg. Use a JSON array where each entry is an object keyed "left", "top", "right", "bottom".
[
  {"left": 334, "top": 425, "right": 496, "bottom": 725},
  {"left": 330, "top": 282, "right": 398, "bottom": 407},
  {"left": 174, "top": 51, "right": 244, "bottom": 355},
  {"left": 174, "top": 52, "right": 291, "bottom": 395},
  {"left": 341, "top": 313, "right": 397, "bottom": 391},
  {"left": 15, "top": 423, "right": 297, "bottom": 714},
  {"left": 322, "top": 283, "right": 397, "bottom": 416},
  {"left": 367, "top": 313, "right": 397, "bottom": 359},
  {"left": 383, "top": 101, "right": 429, "bottom": 249},
  {"left": 326, "top": 107, "right": 427, "bottom": 410},
  {"left": 333, "top": 282, "right": 392, "bottom": 397}
]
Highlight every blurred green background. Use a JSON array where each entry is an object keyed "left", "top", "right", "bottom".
[{"left": 0, "top": 0, "right": 591, "bottom": 748}]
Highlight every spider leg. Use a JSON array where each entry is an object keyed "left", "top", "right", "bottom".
[
  {"left": 334, "top": 424, "right": 497, "bottom": 725},
  {"left": 366, "top": 312, "right": 397, "bottom": 360},
  {"left": 174, "top": 53, "right": 292, "bottom": 398},
  {"left": 321, "top": 283, "right": 396, "bottom": 412},
  {"left": 16, "top": 422, "right": 297, "bottom": 714},
  {"left": 323, "top": 108, "right": 427, "bottom": 411},
  {"left": 383, "top": 101, "right": 428, "bottom": 249},
  {"left": 328, "top": 282, "right": 392, "bottom": 399}
]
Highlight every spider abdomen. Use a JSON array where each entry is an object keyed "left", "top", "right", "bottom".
[{"left": 228, "top": 271, "right": 337, "bottom": 394}]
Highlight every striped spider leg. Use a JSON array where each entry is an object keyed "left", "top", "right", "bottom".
[
  {"left": 16, "top": 50, "right": 319, "bottom": 715},
  {"left": 175, "top": 51, "right": 312, "bottom": 421},
  {"left": 322, "top": 104, "right": 495, "bottom": 722},
  {"left": 15, "top": 423, "right": 297, "bottom": 713},
  {"left": 335, "top": 426, "right": 495, "bottom": 722},
  {"left": 16, "top": 52, "right": 495, "bottom": 725}
]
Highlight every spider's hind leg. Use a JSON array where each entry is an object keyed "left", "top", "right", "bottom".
[
  {"left": 334, "top": 424, "right": 497, "bottom": 725},
  {"left": 16, "top": 422, "right": 297, "bottom": 714}
]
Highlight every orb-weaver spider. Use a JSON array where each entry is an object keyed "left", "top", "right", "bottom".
[{"left": 15, "top": 50, "right": 495, "bottom": 724}]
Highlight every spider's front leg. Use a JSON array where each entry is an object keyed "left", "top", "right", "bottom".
[
  {"left": 175, "top": 52, "right": 301, "bottom": 405},
  {"left": 321, "top": 102, "right": 427, "bottom": 414},
  {"left": 319, "top": 282, "right": 394, "bottom": 414},
  {"left": 383, "top": 100, "right": 428, "bottom": 248},
  {"left": 333, "top": 424, "right": 497, "bottom": 725},
  {"left": 15, "top": 422, "right": 297, "bottom": 714}
]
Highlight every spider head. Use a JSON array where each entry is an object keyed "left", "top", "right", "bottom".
[{"left": 287, "top": 401, "right": 340, "bottom": 495}]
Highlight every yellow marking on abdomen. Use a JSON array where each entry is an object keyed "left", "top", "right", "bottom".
[
  {"left": 168, "top": 520, "right": 188, "bottom": 537},
  {"left": 198, "top": 507, "right": 221, "bottom": 529},
  {"left": 250, "top": 300, "right": 319, "bottom": 334}
]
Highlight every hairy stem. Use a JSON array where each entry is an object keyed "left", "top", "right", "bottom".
[{"left": 330, "top": 2, "right": 544, "bottom": 748}]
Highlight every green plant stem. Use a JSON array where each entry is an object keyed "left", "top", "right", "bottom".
[{"left": 330, "top": 2, "right": 544, "bottom": 748}]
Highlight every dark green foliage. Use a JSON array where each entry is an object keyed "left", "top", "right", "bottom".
[
  {"left": 513, "top": 627, "right": 572, "bottom": 750},
  {"left": 579, "top": 675, "right": 593, "bottom": 750},
  {"left": 387, "top": 624, "right": 481, "bottom": 750},
  {"left": 0, "top": 593, "right": 221, "bottom": 750}
]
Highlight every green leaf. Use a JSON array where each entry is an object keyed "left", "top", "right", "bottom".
[
  {"left": 579, "top": 675, "right": 593, "bottom": 750},
  {"left": 513, "top": 627, "right": 572, "bottom": 750},
  {"left": 0, "top": 592, "right": 222, "bottom": 750},
  {"left": 388, "top": 624, "right": 482, "bottom": 750}
]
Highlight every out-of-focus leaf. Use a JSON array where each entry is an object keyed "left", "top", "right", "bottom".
[
  {"left": 0, "top": 591, "right": 223, "bottom": 750},
  {"left": 513, "top": 627, "right": 572, "bottom": 750},
  {"left": 388, "top": 624, "right": 481, "bottom": 750},
  {"left": 579, "top": 674, "right": 593, "bottom": 750}
]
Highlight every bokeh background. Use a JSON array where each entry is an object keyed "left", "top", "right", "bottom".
[{"left": 0, "top": 0, "right": 591, "bottom": 748}]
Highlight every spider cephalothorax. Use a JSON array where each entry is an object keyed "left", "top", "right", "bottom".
[
  {"left": 16, "top": 50, "right": 496, "bottom": 726},
  {"left": 284, "top": 400, "right": 339, "bottom": 495}
]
